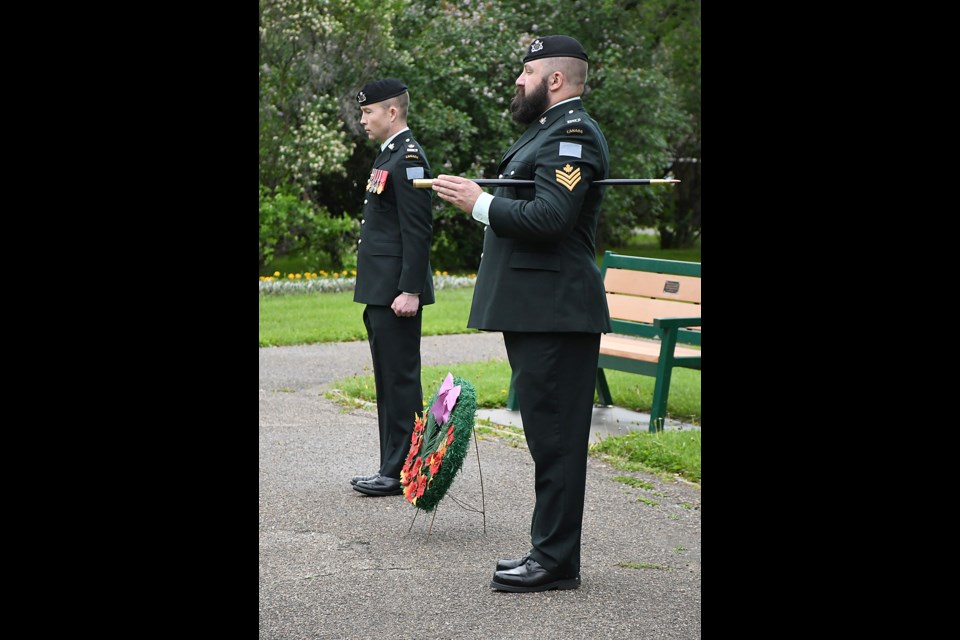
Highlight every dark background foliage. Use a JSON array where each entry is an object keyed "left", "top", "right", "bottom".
[{"left": 259, "top": 0, "right": 700, "bottom": 274}]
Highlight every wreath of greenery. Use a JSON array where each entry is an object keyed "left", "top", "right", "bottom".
[{"left": 400, "top": 374, "right": 477, "bottom": 512}]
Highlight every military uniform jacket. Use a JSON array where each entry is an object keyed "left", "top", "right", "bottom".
[
  {"left": 467, "top": 99, "right": 612, "bottom": 333},
  {"left": 354, "top": 130, "right": 435, "bottom": 306}
]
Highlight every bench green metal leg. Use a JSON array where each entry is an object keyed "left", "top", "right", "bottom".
[
  {"left": 596, "top": 368, "right": 613, "bottom": 405},
  {"left": 506, "top": 368, "right": 520, "bottom": 410},
  {"left": 649, "top": 364, "right": 673, "bottom": 433},
  {"left": 649, "top": 325, "right": 681, "bottom": 433}
]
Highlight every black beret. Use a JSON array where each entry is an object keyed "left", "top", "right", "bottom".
[
  {"left": 523, "top": 35, "right": 588, "bottom": 63},
  {"left": 356, "top": 78, "right": 408, "bottom": 105}
]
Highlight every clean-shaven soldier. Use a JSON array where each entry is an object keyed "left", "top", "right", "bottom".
[{"left": 351, "top": 78, "right": 435, "bottom": 497}]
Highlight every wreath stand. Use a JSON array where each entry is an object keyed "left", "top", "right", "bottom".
[{"left": 407, "top": 425, "right": 487, "bottom": 542}]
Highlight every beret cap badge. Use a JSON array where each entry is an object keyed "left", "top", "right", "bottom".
[
  {"left": 522, "top": 35, "right": 589, "bottom": 63},
  {"left": 356, "top": 78, "right": 408, "bottom": 105}
]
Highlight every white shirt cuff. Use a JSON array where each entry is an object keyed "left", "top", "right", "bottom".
[{"left": 472, "top": 192, "right": 493, "bottom": 226}]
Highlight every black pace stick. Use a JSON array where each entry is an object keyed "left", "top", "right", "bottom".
[{"left": 412, "top": 178, "right": 679, "bottom": 188}]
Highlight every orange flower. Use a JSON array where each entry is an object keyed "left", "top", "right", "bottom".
[{"left": 404, "top": 475, "right": 420, "bottom": 501}]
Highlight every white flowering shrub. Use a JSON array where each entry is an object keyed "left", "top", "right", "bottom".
[
  {"left": 277, "top": 96, "right": 354, "bottom": 182},
  {"left": 258, "top": 273, "right": 476, "bottom": 295}
]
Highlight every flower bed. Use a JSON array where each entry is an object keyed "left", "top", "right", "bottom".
[{"left": 258, "top": 273, "right": 476, "bottom": 295}]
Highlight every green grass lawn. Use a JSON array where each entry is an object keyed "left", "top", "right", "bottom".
[
  {"left": 260, "top": 286, "right": 700, "bottom": 425},
  {"left": 610, "top": 244, "right": 701, "bottom": 263},
  {"left": 610, "top": 230, "right": 701, "bottom": 263},
  {"left": 332, "top": 360, "right": 700, "bottom": 425},
  {"left": 259, "top": 287, "right": 480, "bottom": 346},
  {"left": 327, "top": 361, "right": 701, "bottom": 484},
  {"left": 260, "top": 241, "right": 701, "bottom": 484},
  {"left": 591, "top": 429, "right": 701, "bottom": 483}
]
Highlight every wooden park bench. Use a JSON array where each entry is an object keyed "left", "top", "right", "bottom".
[{"left": 506, "top": 251, "right": 701, "bottom": 432}]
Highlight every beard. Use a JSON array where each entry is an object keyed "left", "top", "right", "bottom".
[{"left": 510, "top": 78, "right": 550, "bottom": 125}]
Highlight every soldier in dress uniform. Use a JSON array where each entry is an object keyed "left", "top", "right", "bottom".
[
  {"left": 431, "top": 36, "right": 612, "bottom": 592},
  {"left": 350, "top": 78, "right": 435, "bottom": 497}
]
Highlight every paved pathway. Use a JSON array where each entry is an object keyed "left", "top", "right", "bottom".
[{"left": 259, "top": 334, "right": 701, "bottom": 639}]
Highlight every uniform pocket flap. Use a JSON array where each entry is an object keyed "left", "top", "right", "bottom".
[
  {"left": 368, "top": 241, "right": 402, "bottom": 257},
  {"left": 509, "top": 252, "right": 560, "bottom": 271}
]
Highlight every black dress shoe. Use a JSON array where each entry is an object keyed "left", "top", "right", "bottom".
[
  {"left": 490, "top": 558, "right": 580, "bottom": 593},
  {"left": 495, "top": 551, "right": 532, "bottom": 572},
  {"left": 353, "top": 476, "right": 402, "bottom": 496},
  {"left": 350, "top": 472, "right": 380, "bottom": 486}
]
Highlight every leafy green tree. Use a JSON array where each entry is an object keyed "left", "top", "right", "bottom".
[
  {"left": 382, "top": 1, "right": 536, "bottom": 270},
  {"left": 641, "top": 0, "right": 701, "bottom": 248},
  {"left": 511, "top": 0, "right": 699, "bottom": 250},
  {"left": 259, "top": 0, "right": 700, "bottom": 273},
  {"left": 385, "top": 0, "right": 700, "bottom": 255},
  {"left": 259, "top": 0, "right": 405, "bottom": 273},
  {"left": 259, "top": 0, "right": 408, "bottom": 193}
]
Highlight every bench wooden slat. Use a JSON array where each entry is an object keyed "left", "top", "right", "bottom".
[
  {"left": 604, "top": 268, "right": 701, "bottom": 303},
  {"left": 606, "top": 293, "right": 701, "bottom": 329},
  {"left": 600, "top": 334, "right": 702, "bottom": 363}
]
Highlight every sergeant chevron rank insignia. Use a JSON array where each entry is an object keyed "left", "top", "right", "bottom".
[{"left": 555, "top": 164, "right": 581, "bottom": 191}]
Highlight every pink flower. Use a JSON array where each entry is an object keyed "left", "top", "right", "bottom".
[{"left": 429, "top": 373, "right": 461, "bottom": 426}]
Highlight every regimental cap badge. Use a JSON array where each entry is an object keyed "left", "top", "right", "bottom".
[
  {"left": 357, "top": 91, "right": 367, "bottom": 104},
  {"left": 530, "top": 39, "right": 544, "bottom": 54}
]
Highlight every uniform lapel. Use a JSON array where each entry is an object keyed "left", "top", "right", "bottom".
[
  {"left": 500, "top": 122, "right": 542, "bottom": 164},
  {"left": 374, "top": 129, "right": 408, "bottom": 168},
  {"left": 373, "top": 146, "right": 392, "bottom": 168}
]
